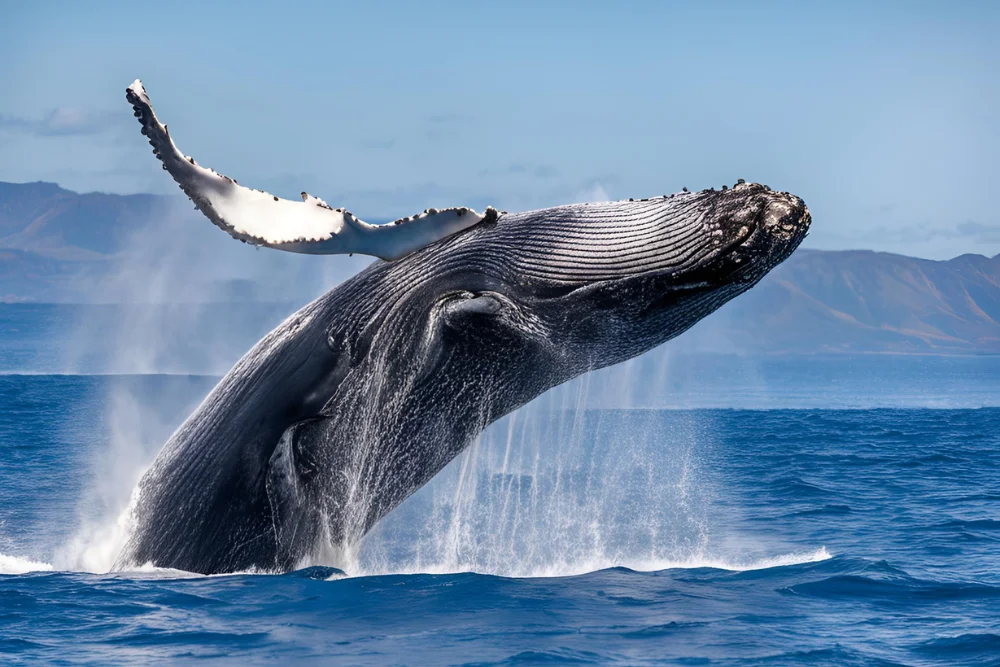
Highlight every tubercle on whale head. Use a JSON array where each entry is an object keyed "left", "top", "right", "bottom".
[{"left": 714, "top": 184, "right": 811, "bottom": 286}]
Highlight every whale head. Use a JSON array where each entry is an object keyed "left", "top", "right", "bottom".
[
  {"left": 448, "top": 182, "right": 811, "bottom": 373},
  {"left": 119, "top": 183, "right": 810, "bottom": 574}
]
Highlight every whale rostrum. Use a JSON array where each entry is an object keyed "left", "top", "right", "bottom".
[{"left": 116, "top": 80, "right": 812, "bottom": 574}]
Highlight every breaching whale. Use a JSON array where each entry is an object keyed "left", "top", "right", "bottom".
[{"left": 116, "top": 81, "right": 811, "bottom": 574}]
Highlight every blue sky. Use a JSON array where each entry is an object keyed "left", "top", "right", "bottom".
[{"left": 1, "top": 0, "right": 997, "bottom": 259}]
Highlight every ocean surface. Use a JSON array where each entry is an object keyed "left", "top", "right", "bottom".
[{"left": 1, "top": 304, "right": 999, "bottom": 665}]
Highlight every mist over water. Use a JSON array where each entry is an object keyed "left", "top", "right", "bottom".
[
  {"left": 57, "top": 355, "right": 832, "bottom": 578},
  {"left": 52, "top": 379, "right": 198, "bottom": 572},
  {"left": 58, "top": 201, "right": 372, "bottom": 374},
  {"left": 45, "top": 206, "right": 370, "bottom": 572}
]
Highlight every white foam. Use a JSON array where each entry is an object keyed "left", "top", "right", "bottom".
[
  {"left": 109, "top": 563, "right": 212, "bottom": 579},
  {"left": 0, "top": 543, "right": 831, "bottom": 580},
  {"left": 613, "top": 546, "right": 833, "bottom": 575},
  {"left": 355, "top": 546, "right": 832, "bottom": 580},
  {"left": 0, "top": 553, "right": 53, "bottom": 575},
  {"left": 53, "top": 472, "right": 145, "bottom": 573}
]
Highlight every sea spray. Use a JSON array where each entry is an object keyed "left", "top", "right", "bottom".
[
  {"left": 352, "top": 366, "right": 726, "bottom": 578},
  {"left": 51, "top": 200, "right": 365, "bottom": 572},
  {"left": 52, "top": 377, "right": 203, "bottom": 572}
]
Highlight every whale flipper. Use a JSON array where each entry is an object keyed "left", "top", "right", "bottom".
[
  {"left": 266, "top": 421, "right": 327, "bottom": 570},
  {"left": 125, "top": 80, "right": 489, "bottom": 261}
]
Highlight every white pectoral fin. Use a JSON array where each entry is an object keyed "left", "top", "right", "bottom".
[{"left": 125, "top": 80, "right": 488, "bottom": 260}]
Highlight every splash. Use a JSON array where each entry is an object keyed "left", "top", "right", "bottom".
[
  {"left": 346, "top": 369, "right": 776, "bottom": 579},
  {"left": 47, "top": 202, "right": 365, "bottom": 573},
  {"left": 54, "top": 477, "right": 144, "bottom": 573},
  {"left": 0, "top": 553, "right": 53, "bottom": 575}
]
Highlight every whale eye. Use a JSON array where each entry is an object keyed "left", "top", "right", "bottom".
[
  {"left": 437, "top": 292, "right": 518, "bottom": 337},
  {"left": 409, "top": 292, "right": 510, "bottom": 386},
  {"left": 435, "top": 291, "right": 538, "bottom": 347},
  {"left": 443, "top": 293, "right": 503, "bottom": 319}
]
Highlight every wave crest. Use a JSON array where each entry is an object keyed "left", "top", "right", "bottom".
[{"left": 0, "top": 553, "right": 53, "bottom": 575}]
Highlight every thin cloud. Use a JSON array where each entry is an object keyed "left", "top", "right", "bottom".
[
  {"left": 953, "top": 221, "right": 1000, "bottom": 244},
  {"left": 358, "top": 137, "right": 397, "bottom": 150},
  {"left": 477, "top": 162, "right": 561, "bottom": 180},
  {"left": 533, "top": 164, "right": 560, "bottom": 180},
  {"left": 831, "top": 220, "right": 1000, "bottom": 245},
  {"left": 426, "top": 113, "right": 472, "bottom": 125},
  {"left": 0, "top": 108, "right": 121, "bottom": 137},
  {"left": 424, "top": 113, "right": 474, "bottom": 142}
]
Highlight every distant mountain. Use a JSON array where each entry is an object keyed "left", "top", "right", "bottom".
[
  {"left": 702, "top": 249, "right": 1000, "bottom": 355},
  {"left": 0, "top": 247, "right": 97, "bottom": 302},
  {"left": 1, "top": 180, "right": 998, "bottom": 354},
  {"left": 0, "top": 181, "right": 166, "bottom": 259},
  {"left": 0, "top": 181, "right": 169, "bottom": 301}
]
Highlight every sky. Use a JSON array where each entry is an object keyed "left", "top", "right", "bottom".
[{"left": 1, "top": 0, "right": 997, "bottom": 260}]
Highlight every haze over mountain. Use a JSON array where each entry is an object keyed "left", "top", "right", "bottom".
[
  {"left": 1, "top": 181, "right": 998, "bottom": 355},
  {"left": 0, "top": 181, "right": 166, "bottom": 301}
]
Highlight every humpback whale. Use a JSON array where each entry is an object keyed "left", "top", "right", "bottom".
[{"left": 116, "top": 81, "right": 811, "bottom": 574}]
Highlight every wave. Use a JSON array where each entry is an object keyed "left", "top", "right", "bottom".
[
  {"left": 750, "top": 646, "right": 896, "bottom": 665},
  {"left": 783, "top": 504, "right": 853, "bottom": 518},
  {"left": 781, "top": 573, "right": 1000, "bottom": 601},
  {"left": 931, "top": 518, "right": 1000, "bottom": 531},
  {"left": 915, "top": 633, "right": 1000, "bottom": 657},
  {"left": 0, "top": 553, "right": 53, "bottom": 575},
  {"left": 0, "top": 547, "right": 832, "bottom": 580},
  {"left": 336, "top": 546, "right": 833, "bottom": 580},
  {"left": 473, "top": 547, "right": 835, "bottom": 579}
]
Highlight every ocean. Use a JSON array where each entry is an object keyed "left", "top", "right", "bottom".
[{"left": 1, "top": 304, "right": 998, "bottom": 665}]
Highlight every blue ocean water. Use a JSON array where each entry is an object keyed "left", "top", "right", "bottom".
[
  {"left": 1, "top": 304, "right": 999, "bottom": 665},
  {"left": 0, "top": 360, "right": 998, "bottom": 664}
]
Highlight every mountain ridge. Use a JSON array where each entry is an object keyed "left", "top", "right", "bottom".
[{"left": 1, "top": 180, "right": 998, "bottom": 355}]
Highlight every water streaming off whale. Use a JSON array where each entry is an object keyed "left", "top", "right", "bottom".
[{"left": 354, "top": 369, "right": 719, "bottom": 578}]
